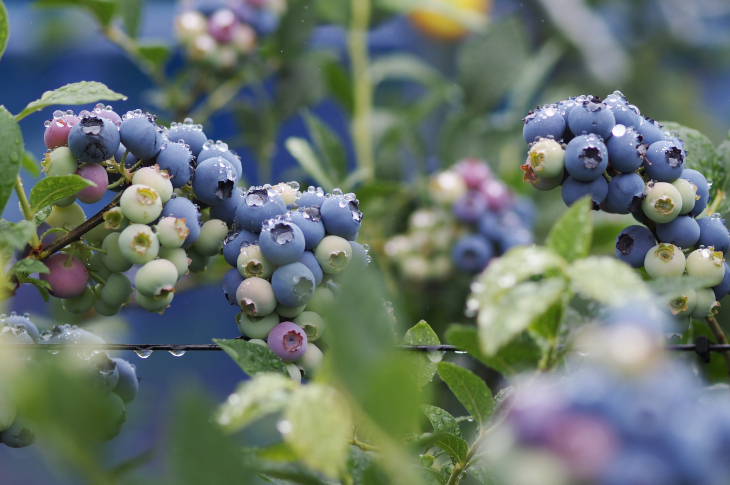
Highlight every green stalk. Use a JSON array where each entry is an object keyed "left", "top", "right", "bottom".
[
  {"left": 15, "top": 175, "right": 39, "bottom": 247},
  {"left": 348, "top": 0, "right": 375, "bottom": 183}
]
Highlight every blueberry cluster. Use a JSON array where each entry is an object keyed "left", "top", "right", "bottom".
[
  {"left": 174, "top": 0, "right": 286, "bottom": 70},
  {"left": 0, "top": 315, "right": 138, "bottom": 447},
  {"left": 520, "top": 92, "right": 729, "bottom": 322},
  {"left": 493, "top": 303, "right": 730, "bottom": 485},
  {"left": 221, "top": 185, "right": 369, "bottom": 380},
  {"left": 385, "top": 158, "right": 534, "bottom": 280}
]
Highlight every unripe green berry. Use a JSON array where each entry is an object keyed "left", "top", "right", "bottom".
[
  {"left": 276, "top": 303, "right": 306, "bottom": 319},
  {"left": 236, "top": 277, "right": 276, "bottom": 317},
  {"left": 156, "top": 216, "right": 189, "bottom": 248},
  {"left": 93, "top": 297, "right": 122, "bottom": 317},
  {"left": 296, "top": 343, "right": 323, "bottom": 377},
  {"left": 120, "top": 184, "right": 162, "bottom": 224},
  {"left": 118, "top": 224, "right": 159, "bottom": 264},
  {"left": 644, "top": 243, "right": 686, "bottom": 279},
  {"left": 136, "top": 291, "right": 174, "bottom": 313},
  {"left": 314, "top": 235, "right": 352, "bottom": 274},
  {"left": 135, "top": 259, "right": 179, "bottom": 298},
  {"left": 158, "top": 247, "right": 190, "bottom": 280},
  {"left": 666, "top": 288, "right": 696, "bottom": 317},
  {"left": 305, "top": 285, "right": 335, "bottom": 314},
  {"left": 186, "top": 246, "right": 210, "bottom": 273},
  {"left": 686, "top": 247, "right": 725, "bottom": 286},
  {"left": 690, "top": 287, "right": 719, "bottom": 318},
  {"left": 671, "top": 178, "right": 697, "bottom": 215},
  {"left": 194, "top": 219, "right": 228, "bottom": 256},
  {"left": 293, "top": 311, "right": 325, "bottom": 341},
  {"left": 0, "top": 393, "right": 17, "bottom": 432},
  {"left": 43, "top": 146, "right": 77, "bottom": 176},
  {"left": 100, "top": 272, "right": 133, "bottom": 307},
  {"left": 237, "top": 244, "right": 277, "bottom": 279},
  {"left": 285, "top": 363, "right": 302, "bottom": 383},
  {"left": 642, "top": 182, "right": 682, "bottom": 223},
  {"left": 46, "top": 202, "right": 86, "bottom": 229},
  {"left": 101, "top": 233, "right": 133, "bottom": 273},
  {"left": 236, "top": 311, "right": 279, "bottom": 339},
  {"left": 526, "top": 138, "right": 565, "bottom": 178},
  {"left": 88, "top": 252, "right": 112, "bottom": 281},
  {"left": 63, "top": 286, "right": 95, "bottom": 314},
  {"left": 132, "top": 165, "right": 173, "bottom": 203}
]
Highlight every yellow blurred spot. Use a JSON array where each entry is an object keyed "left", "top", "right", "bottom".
[{"left": 409, "top": 0, "right": 490, "bottom": 41}]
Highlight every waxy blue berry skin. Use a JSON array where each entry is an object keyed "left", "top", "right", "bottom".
[
  {"left": 191, "top": 156, "right": 238, "bottom": 206},
  {"left": 271, "top": 262, "right": 316, "bottom": 308},
  {"left": 522, "top": 105, "right": 566, "bottom": 144},
  {"left": 681, "top": 169, "right": 710, "bottom": 216},
  {"left": 222, "top": 267, "right": 245, "bottom": 305},
  {"left": 605, "top": 173, "right": 645, "bottom": 214},
  {"left": 564, "top": 134, "right": 609, "bottom": 182},
  {"left": 235, "top": 187, "right": 287, "bottom": 233},
  {"left": 296, "top": 186, "right": 326, "bottom": 208},
  {"left": 656, "top": 215, "right": 700, "bottom": 249},
  {"left": 111, "top": 358, "right": 139, "bottom": 403},
  {"left": 643, "top": 140, "right": 685, "bottom": 183},
  {"left": 289, "top": 206, "right": 326, "bottom": 250},
  {"left": 605, "top": 125, "right": 646, "bottom": 173},
  {"left": 298, "top": 251, "right": 324, "bottom": 286},
  {"left": 155, "top": 140, "right": 194, "bottom": 189},
  {"left": 568, "top": 95, "right": 616, "bottom": 141},
  {"left": 197, "top": 145, "right": 243, "bottom": 180},
  {"left": 452, "top": 191, "right": 488, "bottom": 223},
  {"left": 4, "top": 314, "right": 40, "bottom": 342},
  {"left": 259, "top": 220, "right": 306, "bottom": 265},
  {"left": 615, "top": 225, "right": 656, "bottom": 268},
  {"left": 267, "top": 322, "right": 308, "bottom": 363},
  {"left": 68, "top": 116, "right": 121, "bottom": 164},
  {"left": 222, "top": 229, "right": 259, "bottom": 267},
  {"left": 697, "top": 217, "right": 730, "bottom": 254},
  {"left": 637, "top": 117, "right": 665, "bottom": 146},
  {"left": 320, "top": 194, "right": 363, "bottom": 241},
  {"left": 561, "top": 175, "right": 608, "bottom": 209},
  {"left": 604, "top": 92, "right": 642, "bottom": 128},
  {"left": 162, "top": 196, "right": 201, "bottom": 246},
  {"left": 167, "top": 122, "right": 207, "bottom": 156},
  {"left": 712, "top": 262, "right": 730, "bottom": 300},
  {"left": 119, "top": 113, "right": 164, "bottom": 161},
  {"left": 451, "top": 235, "right": 493, "bottom": 273}
]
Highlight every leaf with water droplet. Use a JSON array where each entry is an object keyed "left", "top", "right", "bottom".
[
  {"left": 401, "top": 320, "right": 441, "bottom": 387},
  {"left": 214, "top": 338, "right": 288, "bottom": 377},
  {"left": 216, "top": 373, "right": 295, "bottom": 432},
  {"left": 566, "top": 256, "right": 650, "bottom": 304},
  {"left": 0, "top": 106, "right": 23, "bottom": 216},
  {"left": 421, "top": 404, "right": 461, "bottom": 438},
  {"left": 29, "top": 174, "right": 95, "bottom": 216},
  {"left": 15, "top": 81, "right": 127, "bottom": 121},
  {"left": 434, "top": 433, "right": 468, "bottom": 466},
  {"left": 0, "top": 1, "right": 8, "bottom": 62},
  {"left": 437, "top": 362, "right": 493, "bottom": 426}
]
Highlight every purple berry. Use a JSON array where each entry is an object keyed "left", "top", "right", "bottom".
[
  {"left": 267, "top": 321, "right": 308, "bottom": 362},
  {"left": 40, "top": 254, "right": 89, "bottom": 299},
  {"left": 76, "top": 163, "right": 109, "bottom": 204}
]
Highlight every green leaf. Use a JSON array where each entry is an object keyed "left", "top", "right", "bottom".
[
  {"left": 283, "top": 383, "right": 353, "bottom": 479},
  {"left": 302, "top": 110, "right": 348, "bottom": 186},
  {"left": 402, "top": 320, "right": 441, "bottom": 387},
  {"left": 29, "top": 175, "right": 95, "bottom": 215},
  {"left": 15, "top": 276, "right": 51, "bottom": 302},
  {"left": 434, "top": 434, "right": 468, "bottom": 465},
  {"left": 11, "top": 259, "right": 49, "bottom": 275},
  {"left": 15, "top": 81, "right": 127, "bottom": 121},
  {"left": 21, "top": 151, "right": 41, "bottom": 177},
  {"left": 0, "top": 0, "right": 9, "bottom": 62},
  {"left": 566, "top": 256, "right": 650, "bottom": 304},
  {"left": 421, "top": 404, "right": 461, "bottom": 438},
  {"left": 436, "top": 362, "right": 493, "bottom": 425},
  {"left": 445, "top": 325, "right": 542, "bottom": 376},
  {"left": 241, "top": 449, "right": 332, "bottom": 485},
  {"left": 529, "top": 296, "right": 567, "bottom": 343},
  {"left": 369, "top": 54, "right": 445, "bottom": 89},
  {"left": 137, "top": 42, "right": 171, "bottom": 72},
  {"left": 215, "top": 373, "right": 296, "bottom": 432},
  {"left": 324, "top": 59, "right": 353, "bottom": 113},
  {"left": 285, "top": 137, "right": 335, "bottom": 191},
  {"left": 417, "top": 466, "right": 446, "bottom": 485},
  {"left": 0, "top": 219, "right": 36, "bottom": 254},
  {"left": 0, "top": 106, "right": 24, "bottom": 215},
  {"left": 545, "top": 196, "right": 593, "bottom": 263},
  {"left": 214, "top": 338, "right": 289, "bottom": 377},
  {"left": 466, "top": 455, "right": 499, "bottom": 485},
  {"left": 34, "top": 204, "right": 52, "bottom": 225},
  {"left": 34, "top": 0, "right": 116, "bottom": 27},
  {"left": 118, "top": 0, "right": 143, "bottom": 38}
]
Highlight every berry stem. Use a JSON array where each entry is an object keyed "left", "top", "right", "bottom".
[
  {"left": 445, "top": 412, "right": 508, "bottom": 485},
  {"left": 188, "top": 72, "right": 248, "bottom": 124},
  {"left": 706, "top": 315, "right": 730, "bottom": 380},
  {"left": 14, "top": 175, "right": 39, "bottom": 247},
  {"left": 348, "top": 437, "right": 381, "bottom": 453},
  {"left": 707, "top": 189, "right": 725, "bottom": 216}
]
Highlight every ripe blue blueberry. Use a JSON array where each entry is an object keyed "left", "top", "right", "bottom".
[
  {"left": 564, "top": 134, "right": 609, "bottom": 181},
  {"left": 452, "top": 191, "right": 488, "bottom": 223},
  {"left": 88, "top": 352, "right": 120, "bottom": 394},
  {"left": 712, "top": 262, "right": 730, "bottom": 300},
  {"left": 3, "top": 313, "right": 40, "bottom": 342},
  {"left": 222, "top": 267, "right": 244, "bottom": 305},
  {"left": 259, "top": 218, "right": 306, "bottom": 265},
  {"left": 68, "top": 115, "right": 121, "bottom": 164},
  {"left": 223, "top": 228, "right": 259, "bottom": 267},
  {"left": 680, "top": 169, "right": 710, "bottom": 216},
  {"left": 197, "top": 140, "right": 243, "bottom": 180},
  {"left": 603, "top": 91, "right": 642, "bottom": 128},
  {"left": 155, "top": 140, "right": 194, "bottom": 189},
  {"left": 296, "top": 186, "right": 326, "bottom": 208},
  {"left": 271, "top": 262, "right": 316, "bottom": 308},
  {"left": 162, "top": 196, "right": 202, "bottom": 246},
  {"left": 561, "top": 175, "right": 608, "bottom": 210},
  {"left": 567, "top": 95, "right": 615, "bottom": 140},
  {"left": 111, "top": 358, "right": 139, "bottom": 403},
  {"left": 119, "top": 110, "right": 164, "bottom": 161},
  {"left": 166, "top": 119, "right": 207, "bottom": 156},
  {"left": 319, "top": 190, "right": 363, "bottom": 240},
  {"left": 605, "top": 125, "right": 647, "bottom": 173},
  {"left": 267, "top": 321, "right": 308, "bottom": 363},
  {"left": 605, "top": 173, "right": 645, "bottom": 214},
  {"left": 298, "top": 250, "right": 324, "bottom": 286},
  {"left": 643, "top": 140, "right": 685, "bottom": 182},
  {"left": 656, "top": 215, "right": 700, "bottom": 249},
  {"left": 637, "top": 117, "right": 665, "bottom": 146},
  {"left": 235, "top": 186, "right": 287, "bottom": 233},
  {"left": 210, "top": 186, "right": 243, "bottom": 226},
  {"left": 451, "top": 234, "right": 493, "bottom": 273},
  {"left": 615, "top": 225, "right": 656, "bottom": 268},
  {"left": 522, "top": 104, "right": 566, "bottom": 144},
  {"left": 696, "top": 216, "right": 730, "bottom": 254},
  {"left": 289, "top": 205, "right": 326, "bottom": 250},
  {"left": 191, "top": 156, "right": 238, "bottom": 206},
  {"left": 0, "top": 418, "right": 38, "bottom": 448}
]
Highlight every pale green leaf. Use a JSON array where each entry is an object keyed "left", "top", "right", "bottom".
[
  {"left": 545, "top": 196, "right": 593, "bottom": 263},
  {"left": 567, "top": 256, "right": 650, "bottom": 304},
  {"left": 21, "top": 151, "right": 41, "bottom": 177},
  {"left": 0, "top": 106, "right": 24, "bottom": 215},
  {"left": 285, "top": 137, "right": 335, "bottom": 192},
  {"left": 29, "top": 175, "right": 95, "bottom": 215},
  {"left": 11, "top": 259, "right": 49, "bottom": 275},
  {"left": 215, "top": 373, "right": 296, "bottom": 432},
  {"left": 421, "top": 404, "right": 462, "bottom": 438},
  {"left": 16, "top": 81, "right": 127, "bottom": 121}
]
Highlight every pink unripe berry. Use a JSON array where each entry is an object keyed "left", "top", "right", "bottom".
[
  {"left": 267, "top": 321, "right": 308, "bottom": 362},
  {"left": 40, "top": 254, "right": 89, "bottom": 299},
  {"left": 44, "top": 112, "right": 80, "bottom": 149},
  {"left": 455, "top": 158, "right": 492, "bottom": 189},
  {"left": 76, "top": 163, "right": 109, "bottom": 204}
]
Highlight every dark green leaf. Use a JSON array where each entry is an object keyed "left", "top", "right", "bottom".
[
  {"left": 0, "top": 0, "right": 9, "bottom": 61},
  {"left": 0, "top": 106, "right": 24, "bottom": 215},
  {"left": 34, "top": 204, "right": 52, "bottom": 225},
  {"left": 445, "top": 325, "right": 542, "bottom": 376},
  {"left": 15, "top": 81, "right": 127, "bottom": 121},
  {"left": 29, "top": 175, "right": 95, "bottom": 215},
  {"left": 529, "top": 296, "right": 567, "bottom": 343},
  {"left": 302, "top": 110, "right": 348, "bottom": 185},
  {"left": 137, "top": 42, "right": 171, "bottom": 72},
  {"left": 16, "top": 276, "right": 51, "bottom": 302},
  {"left": 436, "top": 362, "right": 493, "bottom": 425},
  {"left": 118, "top": 0, "right": 143, "bottom": 38},
  {"left": 285, "top": 138, "right": 336, "bottom": 191},
  {"left": 314, "top": 0, "right": 349, "bottom": 24},
  {"left": 421, "top": 404, "right": 461, "bottom": 438},
  {"left": 272, "top": 0, "right": 316, "bottom": 62},
  {"left": 347, "top": 445, "right": 384, "bottom": 485},
  {"left": 11, "top": 259, "right": 49, "bottom": 275},
  {"left": 402, "top": 320, "right": 441, "bottom": 387},
  {"left": 545, "top": 196, "right": 593, "bottom": 263},
  {"left": 324, "top": 59, "right": 353, "bottom": 113},
  {"left": 434, "top": 434, "right": 468, "bottom": 465},
  {"left": 34, "top": 0, "right": 116, "bottom": 27},
  {"left": 21, "top": 151, "right": 41, "bottom": 177},
  {"left": 214, "top": 338, "right": 288, "bottom": 377},
  {"left": 242, "top": 449, "right": 331, "bottom": 485}
]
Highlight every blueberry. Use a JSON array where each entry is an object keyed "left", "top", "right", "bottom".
[
  {"left": 712, "top": 262, "right": 730, "bottom": 300},
  {"left": 637, "top": 117, "right": 665, "bottom": 146},
  {"left": 296, "top": 186, "right": 327, "bottom": 208},
  {"left": 155, "top": 140, "right": 194, "bottom": 189},
  {"left": 136, "top": 291, "right": 174, "bottom": 313},
  {"left": 237, "top": 312, "right": 279, "bottom": 339},
  {"left": 158, "top": 246, "right": 190, "bottom": 280},
  {"left": 564, "top": 134, "right": 609, "bottom": 181},
  {"left": 605, "top": 124, "right": 647, "bottom": 173},
  {"left": 452, "top": 191, "right": 487, "bottom": 223},
  {"left": 0, "top": 393, "right": 16, "bottom": 433},
  {"left": 289, "top": 206, "right": 326, "bottom": 250},
  {"left": 156, "top": 216, "right": 191, "bottom": 249},
  {"left": 236, "top": 243, "right": 278, "bottom": 279},
  {"left": 3, "top": 313, "right": 40, "bottom": 342},
  {"left": 162, "top": 196, "right": 202, "bottom": 246},
  {"left": 643, "top": 140, "right": 685, "bottom": 182},
  {"left": 605, "top": 173, "right": 645, "bottom": 214},
  {"left": 223, "top": 229, "right": 259, "bottom": 267},
  {"left": 671, "top": 178, "right": 697, "bottom": 215},
  {"left": 525, "top": 138, "right": 565, "bottom": 179},
  {"left": 44, "top": 110, "right": 80, "bottom": 149},
  {"left": 99, "top": 272, "right": 134, "bottom": 307},
  {"left": 656, "top": 215, "right": 700, "bottom": 249},
  {"left": 298, "top": 250, "right": 323, "bottom": 286},
  {"left": 89, "top": 352, "right": 120, "bottom": 394},
  {"left": 455, "top": 158, "right": 492, "bottom": 189},
  {"left": 293, "top": 311, "right": 325, "bottom": 341},
  {"left": 118, "top": 223, "right": 160, "bottom": 264},
  {"left": 276, "top": 303, "right": 306, "bottom": 319},
  {"left": 0, "top": 418, "right": 38, "bottom": 448},
  {"left": 40, "top": 254, "right": 89, "bottom": 299},
  {"left": 43, "top": 146, "right": 78, "bottom": 177},
  {"left": 295, "top": 342, "right": 324, "bottom": 377},
  {"left": 76, "top": 163, "right": 109, "bottom": 204},
  {"left": 452, "top": 235, "right": 493, "bottom": 273},
  {"left": 120, "top": 184, "right": 163, "bottom": 224},
  {"left": 131, "top": 166, "right": 174, "bottom": 204},
  {"left": 195, "top": 219, "right": 229, "bottom": 256},
  {"left": 561, "top": 175, "right": 608, "bottom": 210},
  {"left": 101, "top": 233, "right": 133, "bottom": 273},
  {"left": 522, "top": 104, "right": 566, "bottom": 144},
  {"left": 68, "top": 115, "right": 121, "bottom": 164},
  {"left": 235, "top": 186, "right": 287, "bottom": 233},
  {"left": 119, "top": 111, "right": 164, "bottom": 161},
  {"left": 686, "top": 247, "right": 726, "bottom": 286},
  {"left": 197, "top": 140, "right": 243, "bottom": 180},
  {"left": 191, "top": 156, "right": 238, "bottom": 206},
  {"left": 319, "top": 191, "right": 363, "bottom": 240},
  {"left": 110, "top": 358, "right": 139, "bottom": 403},
  {"left": 615, "top": 225, "right": 657, "bottom": 268},
  {"left": 603, "top": 91, "right": 642, "bottom": 128},
  {"left": 210, "top": 187, "right": 243, "bottom": 226},
  {"left": 691, "top": 287, "right": 719, "bottom": 318},
  {"left": 556, "top": 96, "right": 585, "bottom": 121},
  {"left": 267, "top": 322, "right": 308, "bottom": 363},
  {"left": 567, "top": 95, "right": 615, "bottom": 140},
  {"left": 271, "top": 262, "right": 316, "bottom": 308},
  {"left": 167, "top": 119, "right": 207, "bottom": 156},
  {"left": 348, "top": 241, "right": 371, "bottom": 271},
  {"left": 314, "top": 235, "right": 352, "bottom": 274},
  {"left": 696, "top": 216, "right": 730, "bottom": 254},
  {"left": 135, "top": 259, "right": 179, "bottom": 298},
  {"left": 680, "top": 169, "right": 710, "bottom": 216}
]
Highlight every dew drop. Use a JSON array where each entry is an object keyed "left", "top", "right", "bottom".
[
  {"left": 169, "top": 350, "right": 186, "bottom": 357},
  {"left": 135, "top": 349, "right": 154, "bottom": 359}
]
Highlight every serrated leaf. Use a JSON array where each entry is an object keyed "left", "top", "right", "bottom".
[
  {"left": 402, "top": 320, "right": 441, "bottom": 387},
  {"left": 437, "top": 362, "right": 493, "bottom": 425},
  {"left": 0, "top": 106, "right": 24, "bottom": 215},
  {"left": 11, "top": 259, "right": 49, "bottom": 275},
  {"left": 214, "top": 338, "right": 288, "bottom": 377},
  {"left": 0, "top": 0, "right": 9, "bottom": 61},
  {"left": 215, "top": 373, "right": 295, "bottom": 433},
  {"left": 434, "top": 434, "right": 468, "bottom": 465},
  {"left": 21, "top": 151, "right": 41, "bottom": 177},
  {"left": 545, "top": 196, "right": 592, "bottom": 263},
  {"left": 445, "top": 325, "right": 541, "bottom": 376},
  {"left": 15, "top": 81, "right": 127, "bottom": 121},
  {"left": 283, "top": 383, "right": 352, "bottom": 479},
  {"left": 567, "top": 256, "right": 650, "bottom": 304},
  {"left": 34, "top": 0, "right": 116, "bottom": 27},
  {"left": 421, "top": 404, "right": 461, "bottom": 437},
  {"left": 29, "top": 175, "right": 95, "bottom": 215},
  {"left": 285, "top": 137, "right": 335, "bottom": 191},
  {"left": 478, "top": 278, "right": 567, "bottom": 356}
]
